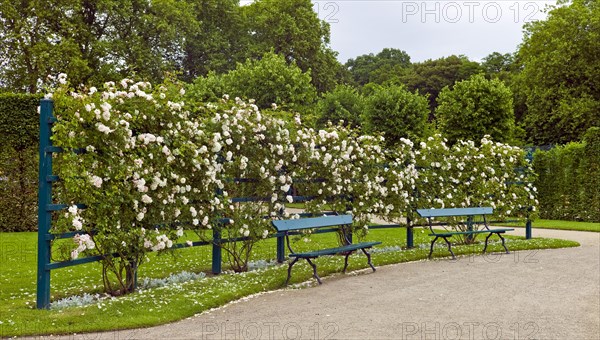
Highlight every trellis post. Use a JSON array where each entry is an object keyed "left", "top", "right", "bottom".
[{"left": 37, "top": 99, "right": 54, "bottom": 309}]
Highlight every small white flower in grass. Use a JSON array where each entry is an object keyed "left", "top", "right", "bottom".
[
  {"left": 144, "top": 240, "right": 152, "bottom": 248},
  {"left": 136, "top": 212, "right": 144, "bottom": 221},
  {"left": 202, "top": 216, "right": 209, "bottom": 226},
  {"left": 68, "top": 205, "right": 78, "bottom": 215},
  {"left": 141, "top": 194, "right": 152, "bottom": 204},
  {"left": 193, "top": 218, "right": 199, "bottom": 226},
  {"left": 280, "top": 184, "right": 290, "bottom": 192},
  {"left": 186, "top": 240, "right": 193, "bottom": 247},
  {"left": 286, "top": 195, "right": 293, "bottom": 203}
]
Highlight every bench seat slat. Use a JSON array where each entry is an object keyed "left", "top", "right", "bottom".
[
  {"left": 273, "top": 215, "right": 353, "bottom": 232},
  {"left": 290, "top": 241, "right": 382, "bottom": 258},
  {"left": 417, "top": 207, "right": 493, "bottom": 218},
  {"left": 429, "top": 228, "right": 514, "bottom": 237}
]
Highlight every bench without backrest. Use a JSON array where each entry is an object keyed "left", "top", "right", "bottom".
[
  {"left": 272, "top": 214, "right": 381, "bottom": 284},
  {"left": 416, "top": 207, "right": 514, "bottom": 260}
]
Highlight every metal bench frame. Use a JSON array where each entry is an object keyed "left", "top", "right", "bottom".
[
  {"left": 416, "top": 207, "right": 514, "bottom": 260},
  {"left": 272, "top": 215, "right": 381, "bottom": 285}
]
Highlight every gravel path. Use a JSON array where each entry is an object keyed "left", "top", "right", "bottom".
[{"left": 61, "top": 228, "right": 600, "bottom": 340}]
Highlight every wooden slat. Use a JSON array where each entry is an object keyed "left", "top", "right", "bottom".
[
  {"left": 416, "top": 207, "right": 493, "bottom": 218},
  {"left": 430, "top": 228, "right": 514, "bottom": 237},
  {"left": 272, "top": 214, "right": 352, "bottom": 232}
]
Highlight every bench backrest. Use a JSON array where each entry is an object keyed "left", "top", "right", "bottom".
[
  {"left": 416, "top": 207, "right": 493, "bottom": 218},
  {"left": 272, "top": 214, "right": 352, "bottom": 232}
]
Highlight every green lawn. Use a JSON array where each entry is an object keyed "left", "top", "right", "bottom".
[
  {"left": 0, "top": 229, "right": 579, "bottom": 337},
  {"left": 498, "top": 219, "right": 600, "bottom": 232}
]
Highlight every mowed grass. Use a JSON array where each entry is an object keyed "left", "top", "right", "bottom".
[
  {"left": 0, "top": 229, "right": 579, "bottom": 337},
  {"left": 498, "top": 219, "right": 600, "bottom": 232}
]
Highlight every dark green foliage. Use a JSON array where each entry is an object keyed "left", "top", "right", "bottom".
[
  {"left": 0, "top": 148, "right": 37, "bottom": 231},
  {"left": 0, "top": 93, "right": 40, "bottom": 231},
  {"left": 517, "top": 0, "right": 600, "bottom": 144},
  {"left": 181, "top": 0, "right": 248, "bottom": 81},
  {"left": 436, "top": 74, "right": 516, "bottom": 144},
  {"left": 481, "top": 52, "right": 515, "bottom": 75},
  {"left": 0, "top": 93, "right": 41, "bottom": 149},
  {"left": 533, "top": 127, "right": 600, "bottom": 222},
  {"left": 345, "top": 48, "right": 412, "bottom": 86},
  {"left": 316, "top": 85, "right": 365, "bottom": 129},
  {"left": 363, "top": 84, "right": 430, "bottom": 147},
  {"left": 0, "top": 0, "right": 196, "bottom": 92},
  {"left": 399, "top": 55, "right": 483, "bottom": 114},
  {"left": 243, "top": 0, "right": 342, "bottom": 93}
]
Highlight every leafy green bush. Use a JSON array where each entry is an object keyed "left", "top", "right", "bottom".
[
  {"left": 363, "top": 84, "right": 430, "bottom": 147},
  {"left": 436, "top": 74, "right": 515, "bottom": 145},
  {"left": 0, "top": 93, "right": 41, "bottom": 232},
  {"left": 316, "top": 85, "right": 365, "bottom": 129},
  {"left": 188, "top": 52, "right": 317, "bottom": 112},
  {"left": 533, "top": 127, "right": 600, "bottom": 222}
]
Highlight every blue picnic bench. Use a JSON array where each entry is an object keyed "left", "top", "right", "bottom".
[
  {"left": 272, "top": 214, "right": 381, "bottom": 285},
  {"left": 416, "top": 207, "right": 514, "bottom": 260}
]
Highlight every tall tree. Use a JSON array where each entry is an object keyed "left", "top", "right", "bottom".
[
  {"left": 181, "top": 0, "right": 247, "bottom": 81},
  {"left": 399, "top": 55, "right": 483, "bottom": 116},
  {"left": 345, "top": 48, "right": 412, "bottom": 86},
  {"left": 0, "top": 0, "right": 196, "bottom": 92},
  {"left": 517, "top": 0, "right": 600, "bottom": 144},
  {"left": 242, "top": 0, "right": 342, "bottom": 93}
]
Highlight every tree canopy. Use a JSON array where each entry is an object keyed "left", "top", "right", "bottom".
[
  {"left": 345, "top": 48, "right": 411, "bottom": 86},
  {"left": 517, "top": 0, "right": 600, "bottom": 144},
  {"left": 399, "top": 55, "right": 483, "bottom": 115}
]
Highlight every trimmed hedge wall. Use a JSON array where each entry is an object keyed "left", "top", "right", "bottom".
[
  {"left": 533, "top": 127, "right": 600, "bottom": 222},
  {"left": 0, "top": 93, "right": 41, "bottom": 231}
]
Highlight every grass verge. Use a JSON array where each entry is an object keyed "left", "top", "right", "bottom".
[
  {"left": 498, "top": 219, "right": 600, "bottom": 232},
  {"left": 0, "top": 229, "right": 579, "bottom": 337}
]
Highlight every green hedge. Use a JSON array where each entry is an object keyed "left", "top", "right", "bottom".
[
  {"left": 0, "top": 93, "right": 41, "bottom": 231},
  {"left": 533, "top": 127, "right": 600, "bottom": 222}
]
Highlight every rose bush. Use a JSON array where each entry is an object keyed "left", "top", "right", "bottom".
[{"left": 49, "top": 76, "right": 537, "bottom": 296}]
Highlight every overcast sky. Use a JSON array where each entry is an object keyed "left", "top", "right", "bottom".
[{"left": 243, "top": 0, "right": 558, "bottom": 63}]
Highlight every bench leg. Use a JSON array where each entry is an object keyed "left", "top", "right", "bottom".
[
  {"left": 442, "top": 237, "right": 456, "bottom": 260},
  {"left": 498, "top": 233, "right": 510, "bottom": 254},
  {"left": 361, "top": 248, "right": 376, "bottom": 272},
  {"left": 482, "top": 233, "right": 493, "bottom": 254},
  {"left": 285, "top": 257, "right": 299, "bottom": 285},
  {"left": 342, "top": 252, "right": 351, "bottom": 273},
  {"left": 305, "top": 258, "right": 322, "bottom": 284},
  {"left": 428, "top": 236, "right": 439, "bottom": 259}
]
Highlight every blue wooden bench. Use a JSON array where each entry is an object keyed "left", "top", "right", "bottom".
[
  {"left": 272, "top": 214, "right": 381, "bottom": 285},
  {"left": 416, "top": 207, "right": 514, "bottom": 260}
]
